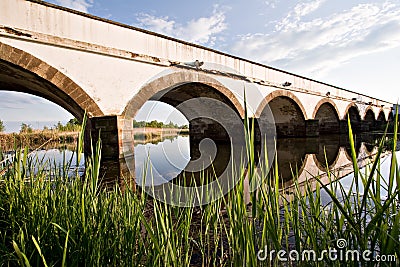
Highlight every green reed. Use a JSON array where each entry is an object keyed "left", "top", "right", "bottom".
[{"left": 0, "top": 111, "right": 399, "bottom": 266}]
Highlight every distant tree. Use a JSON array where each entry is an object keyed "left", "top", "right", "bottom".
[
  {"left": 0, "top": 119, "right": 5, "bottom": 132},
  {"left": 54, "top": 119, "right": 81, "bottom": 132},
  {"left": 133, "top": 120, "right": 146, "bottom": 128},
  {"left": 55, "top": 121, "right": 64, "bottom": 131},
  {"left": 133, "top": 119, "right": 187, "bottom": 129},
  {"left": 20, "top": 123, "right": 33, "bottom": 133}
]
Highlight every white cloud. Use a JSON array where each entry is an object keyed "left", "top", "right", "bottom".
[
  {"left": 0, "top": 92, "right": 47, "bottom": 110},
  {"left": 232, "top": 1, "right": 400, "bottom": 76},
  {"left": 136, "top": 6, "right": 227, "bottom": 46},
  {"left": 276, "top": 0, "right": 326, "bottom": 31},
  {"left": 265, "top": 0, "right": 279, "bottom": 9},
  {"left": 54, "top": 0, "right": 93, "bottom": 13},
  {"left": 293, "top": 0, "right": 326, "bottom": 18}
]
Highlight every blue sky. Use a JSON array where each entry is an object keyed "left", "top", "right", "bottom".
[{"left": 1, "top": 0, "right": 400, "bottom": 130}]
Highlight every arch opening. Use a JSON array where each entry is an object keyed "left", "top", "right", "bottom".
[
  {"left": 344, "top": 105, "right": 361, "bottom": 133},
  {"left": 0, "top": 43, "right": 103, "bottom": 120},
  {"left": 265, "top": 96, "right": 306, "bottom": 137},
  {"left": 0, "top": 59, "right": 85, "bottom": 120},
  {"left": 376, "top": 110, "right": 387, "bottom": 131},
  {"left": 127, "top": 80, "right": 246, "bottom": 187},
  {"left": 388, "top": 111, "right": 394, "bottom": 122},
  {"left": 314, "top": 102, "right": 340, "bottom": 134},
  {"left": 364, "top": 109, "right": 376, "bottom": 131}
]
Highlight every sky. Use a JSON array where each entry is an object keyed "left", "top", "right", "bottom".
[{"left": 1, "top": 0, "right": 400, "bottom": 131}]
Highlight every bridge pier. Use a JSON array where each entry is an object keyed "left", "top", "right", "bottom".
[
  {"left": 85, "top": 116, "right": 135, "bottom": 186},
  {"left": 305, "top": 120, "right": 319, "bottom": 137}
]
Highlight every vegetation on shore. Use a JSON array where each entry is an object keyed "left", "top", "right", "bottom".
[
  {"left": 0, "top": 119, "right": 81, "bottom": 151},
  {"left": 0, "top": 119, "right": 5, "bottom": 133},
  {"left": 0, "top": 114, "right": 399, "bottom": 266},
  {"left": 133, "top": 119, "right": 188, "bottom": 129}
]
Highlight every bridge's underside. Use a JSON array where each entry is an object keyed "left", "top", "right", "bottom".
[{"left": 0, "top": 59, "right": 85, "bottom": 120}]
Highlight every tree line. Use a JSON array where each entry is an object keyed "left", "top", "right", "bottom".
[
  {"left": 133, "top": 120, "right": 188, "bottom": 129},
  {"left": 0, "top": 118, "right": 81, "bottom": 133}
]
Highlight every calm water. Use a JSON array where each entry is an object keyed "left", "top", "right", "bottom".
[
  {"left": 134, "top": 133, "right": 398, "bottom": 187},
  {"left": 8, "top": 133, "right": 398, "bottom": 198},
  {"left": 2, "top": 149, "right": 85, "bottom": 178}
]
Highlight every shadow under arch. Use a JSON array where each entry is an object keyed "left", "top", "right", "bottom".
[
  {"left": 343, "top": 103, "right": 361, "bottom": 121},
  {"left": 343, "top": 103, "right": 362, "bottom": 133},
  {"left": 255, "top": 90, "right": 307, "bottom": 137},
  {"left": 364, "top": 108, "right": 376, "bottom": 131},
  {"left": 388, "top": 111, "right": 394, "bottom": 122},
  {"left": 375, "top": 109, "right": 387, "bottom": 131},
  {"left": 0, "top": 42, "right": 103, "bottom": 120},
  {"left": 377, "top": 110, "right": 386, "bottom": 122},
  {"left": 313, "top": 98, "right": 340, "bottom": 134}
]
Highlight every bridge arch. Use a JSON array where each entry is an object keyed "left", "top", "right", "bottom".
[
  {"left": 375, "top": 109, "right": 387, "bottom": 131},
  {"left": 343, "top": 103, "right": 362, "bottom": 132},
  {"left": 388, "top": 111, "right": 394, "bottom": 122},
  {"left": 122, "top": 70, "right": 248, "bottom": 185},
  {"left": 255, "top": 90, "right": 307, "bottom": 137},
  {"left": 0, "top": 42, "right": 103, "bottom": 120},
  {"left": 363, "top": 108, "right": 376, "bottom": 131},
  {"left": 343, "top": 103, "right": 361, "bottom": 121},
  {"left": 377, "top": 110, "right": 386, "bottom": 122},
  {"left": 312, "top": 98, "right": 340, "bottom": 134},
  {"left": 123, "top": 70, "right": 245, "bottom": 119}
]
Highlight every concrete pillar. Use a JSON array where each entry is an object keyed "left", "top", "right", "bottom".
[
  {"left": 85, "top": 116, "right": 135, "bottom": 187},
  {"left": 305, "top": 119, "right": 319, "bottom": 137},
  {"left": 339, "top": 120, "right": 348, "bottom": 134},
  {"left": 359, "top": 121, "right": 370, "bottom": 132}
]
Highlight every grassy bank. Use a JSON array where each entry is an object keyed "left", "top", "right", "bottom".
[
  {"left": 0, "top": 130, "right": 79, "bottom": 151},
  {"left": 0, "top": 116, "right": 399, "bottom": 266}
]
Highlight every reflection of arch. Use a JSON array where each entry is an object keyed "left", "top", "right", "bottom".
[
  {"left": 344, "top": 141, "right": 361, "bottom": 161},
  {"left": 313, "top": 153, "right": 340, "bottom": 172},
  {"left": 123, "top": 71, "right": 245, "bottom": 119},
  {"left": 256, "top": 91, "right": 306, "bottom": 137},
  {"left": 282, "top": 156, "right": 307, "bottom": 187},
  {"left": 255, "top": 90, "right": 307, "bottom": 119},
  {"left": 312, "top": 135, "right": 341, "bottom": 171},
  {"left": 0, "top": 42, "right": 103, "bottom": 120},
  {"left": 274, "top": 138, "right": 308, "bottom": 184},
  {"left": 313, "top": 99, "right": 340, "bottom": 134}
]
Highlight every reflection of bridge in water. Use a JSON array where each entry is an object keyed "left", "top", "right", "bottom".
[
  {"left": 274, "top": 134, "right": 391, "bottom": 191},
  {"left": 104, "top": 133, "right": 393, "bottom": 192}
]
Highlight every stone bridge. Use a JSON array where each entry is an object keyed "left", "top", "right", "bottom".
[{"left": 0, "top": 0, "right": 394, "bottom": 174}]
